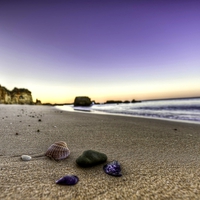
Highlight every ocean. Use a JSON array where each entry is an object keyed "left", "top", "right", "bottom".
[{"left": 55, "top": 97, "right": 200, "bottom": 124}]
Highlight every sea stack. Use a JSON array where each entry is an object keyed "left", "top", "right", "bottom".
[{"left": 74, "top": 96, "right": 92, "bottom": 106}]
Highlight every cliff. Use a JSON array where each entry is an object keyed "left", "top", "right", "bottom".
[{"left": 0, "top": 85, "right": 33, "bottom": 104}]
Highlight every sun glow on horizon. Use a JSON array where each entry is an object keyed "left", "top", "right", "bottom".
[{"left": 0, "top": 1, "right": 200, "bottom": 104}]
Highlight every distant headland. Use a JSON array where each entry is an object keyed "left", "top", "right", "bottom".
[
  {"left": 0, "top": 84, "right": 41, "bottom": 105},
  {"left": 0, "top": 84, "right": 141, "bottom": 106}
]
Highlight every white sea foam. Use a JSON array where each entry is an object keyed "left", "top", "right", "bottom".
[{"left": 55, "top": 97, "right": 200, "bottom": 124}]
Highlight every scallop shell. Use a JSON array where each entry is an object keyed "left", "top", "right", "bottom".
[
  {"left": 56, "top": 175, "right": 79, "bottom": 185},
  {"left": 45, "top": 141, "right": 70, "bottom": 161}
]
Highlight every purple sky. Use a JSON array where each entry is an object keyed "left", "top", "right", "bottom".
[{"left": 0, "top": 0, "right": 200, "bottom": 103}]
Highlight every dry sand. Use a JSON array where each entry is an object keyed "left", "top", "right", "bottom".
[{"left": 0, "top": 105, "right": 200, "bottom": 200}]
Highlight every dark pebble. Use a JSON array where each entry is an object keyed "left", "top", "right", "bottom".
[{"left": 76, "top": 150, "right": 107, "bottom": 167}]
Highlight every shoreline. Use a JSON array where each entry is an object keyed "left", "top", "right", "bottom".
[
  {"left": 55, "top": 105, "right": 200, "bottom": 125},
  {"left": 1, "top": 105, "right": 200, "bottom": 199}
]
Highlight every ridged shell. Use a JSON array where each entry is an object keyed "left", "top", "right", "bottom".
[{"left": 45, "top": 141, "right": 70, "bottom": 161}]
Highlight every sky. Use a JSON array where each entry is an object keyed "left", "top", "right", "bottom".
[{"left": 0, "top": 0, "right": 200, "bottom": 103}]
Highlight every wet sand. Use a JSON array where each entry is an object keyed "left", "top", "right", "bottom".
[{"left": 0, "top": 105, "right": 200, "bottom": 200}]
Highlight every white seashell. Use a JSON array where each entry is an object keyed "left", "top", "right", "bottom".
[
  {"left": 45, "top": 141, "right": 70, "bottom": 161},
  {"left": 21, "top": 155, "right": 32, "bottom": 161}
]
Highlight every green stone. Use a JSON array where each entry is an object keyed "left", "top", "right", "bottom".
[{"left": 76, "top": 150, "right": 107, "bottom": 167}]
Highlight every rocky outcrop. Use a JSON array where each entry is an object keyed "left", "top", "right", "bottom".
[
  {"left": 74, "top": 96, "right": 92, "bottom": 106},
  {"left": 35, "top": 99, "right": 42, "bottom": 105},
  {"left": 105, "top": 100, "right": 123, "bottom": 104},
  {"left": 131, "top": 99, "right": 141, "bottom": 103},
  {"left": 0, "top": 85, "right": 33, "bottom": 104}
]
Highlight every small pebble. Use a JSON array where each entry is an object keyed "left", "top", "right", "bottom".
[
  {"left": 37, "top": 129, "right": 40, "bottom": 132},
  {"left": 16, "top": 133, "right": 19, "bottom": 135},
  {"left": 21, "top": 155, "right": 32, "bottom": 161},
  {"left": 38, "top": 119, "right": 42, "bottom": 122}
]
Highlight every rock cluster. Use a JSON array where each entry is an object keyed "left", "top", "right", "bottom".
[{"left": 0, "top": 85, "right": 33, "bottom": 104}]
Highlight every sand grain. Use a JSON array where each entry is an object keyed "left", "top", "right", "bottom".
[{"left": 0, "top": 105, "right": 200, "bottom": 199}]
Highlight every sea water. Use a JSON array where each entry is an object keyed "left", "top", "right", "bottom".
[{"left": 55, "top": 97, "right": 200, "bottom": 124}]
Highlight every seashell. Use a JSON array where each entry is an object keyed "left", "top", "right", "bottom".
[
  {"left": 103, "top": 161, "right": 122, "bottom": 177},
  {"left": 21, "top": 155, "right": 32, "bottom": 161},
  {"left": 56, "top": 175, "right": 79, "bottom": 185},
  {"left": 45, "top": 141, "right": 70, "bottom": 161}
]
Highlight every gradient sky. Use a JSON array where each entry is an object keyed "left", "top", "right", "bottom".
[{"left": 0, "top": 0, "right": 200, "bottom": 103}]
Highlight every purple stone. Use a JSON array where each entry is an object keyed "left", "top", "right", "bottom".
[
  {"left": 56, "top": 175, "right": 79, "bottom": 185},
  {"left": 103, "top": 161, "right": 122, "bottom": 177}
]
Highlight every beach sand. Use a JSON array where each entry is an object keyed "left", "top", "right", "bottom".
[{"left": 0, "top": 105, "right": 200, "bottom": 200}]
